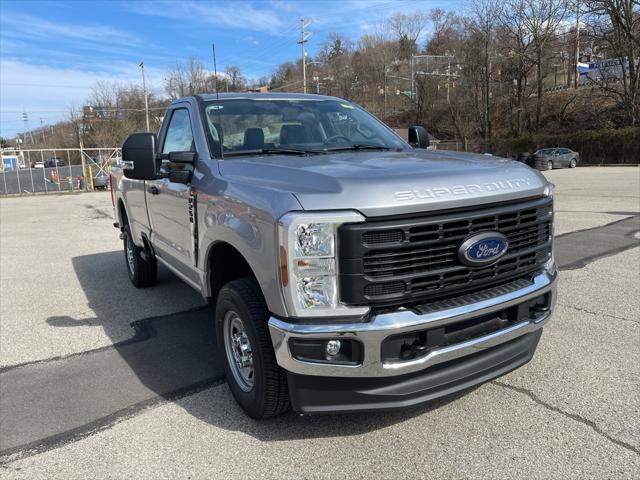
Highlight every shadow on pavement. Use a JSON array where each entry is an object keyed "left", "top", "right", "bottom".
[{"left": 40, "top": 250, "right": 461, "bottom": 443}]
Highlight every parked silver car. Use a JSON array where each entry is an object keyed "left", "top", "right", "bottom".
[{"left": 533, "top": 148, "right": 579, "bottom": 170}]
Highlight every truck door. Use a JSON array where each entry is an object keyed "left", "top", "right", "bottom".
[{"left": 146, "top": 107, "right": 198, "bottom": 283}]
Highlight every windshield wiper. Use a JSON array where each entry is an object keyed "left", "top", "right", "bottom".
[
  {"left": 320, "top": 144, "right": 400, "bottom": 152},
  {"left": 223, "top": 147, "right": 320, "bottom": 157}
]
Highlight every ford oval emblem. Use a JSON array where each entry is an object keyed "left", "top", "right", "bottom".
[{"left": 458, "top": 232, "right": 509, "bottom": 266}]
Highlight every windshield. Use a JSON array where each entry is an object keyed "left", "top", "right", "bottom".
[
  {"left": 201, "top": 98, "right": 407, "bottom": 157},
  {"left": 535, "top": 149, "right": 555, "bottom": 155}
]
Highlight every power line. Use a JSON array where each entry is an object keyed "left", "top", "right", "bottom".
[
  {"left": 1, "top": 107, "right": 166, "bottom": 113},
  {"left": 269, "top": 79, "right": 304, "bottom": 91}
]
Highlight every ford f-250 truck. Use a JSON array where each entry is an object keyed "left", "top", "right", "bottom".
[{"left": 111, "top": 93, "right": 556, "bottom": 419}]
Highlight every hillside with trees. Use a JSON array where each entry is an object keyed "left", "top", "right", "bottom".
[{"left": 10, "top": 0, "right": 639, "bottom": 164}]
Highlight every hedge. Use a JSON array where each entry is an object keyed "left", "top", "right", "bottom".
[{"left": 492, "top": 127, "right": 640, "bottom": 165}]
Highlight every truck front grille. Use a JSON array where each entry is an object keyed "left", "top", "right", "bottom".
[{"left": 338, "top": 197, "right": 553, "bottom": 307}]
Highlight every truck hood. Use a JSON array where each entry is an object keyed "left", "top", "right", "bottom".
[{"left": 219, "top": 150, "right": 549, "bottom": 217}]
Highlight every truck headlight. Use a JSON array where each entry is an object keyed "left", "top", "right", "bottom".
[
  {"left": 278, "top": 211, "right": 370, "bottom": 318},
  {"left": 543, "top": 182, "right": 555, "bottom": 198},
  {"left": 544, "top": 181, "right": 556, "bottom": 274}
]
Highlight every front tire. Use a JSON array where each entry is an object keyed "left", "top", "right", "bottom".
[
  {"left": 533, "top": 157, "right": 552, "bottom": 171},
  {"left": 569, "top": 158, "right": 577, "bottom": 168},
  {"left": 215, "top": 278, "right": 289, "bottom": 419},
  {"left": 123, "top": 224, "right": 157, "bottom": 287}
]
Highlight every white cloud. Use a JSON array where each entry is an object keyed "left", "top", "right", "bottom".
[
  {"left": 0, "top": 12, "right": 144, "bottom": 47},
  {"left": 0, "top": 58, "right": 164, "bottom": 137},
  {"left": 125, "top": 1, "right": 286, "bottom": 36}
]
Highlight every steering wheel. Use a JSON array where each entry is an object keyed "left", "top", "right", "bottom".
[{"left": 323, "top": 135, "right": 351, "bottom": 144}]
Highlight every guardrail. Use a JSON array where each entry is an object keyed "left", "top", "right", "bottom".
[{"left": 0, "top": 148, "right": 120, "bottom": 196}]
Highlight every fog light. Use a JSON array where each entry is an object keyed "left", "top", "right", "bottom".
[{"left": 326, "top": 339, "right": 341, "bottom": 356}]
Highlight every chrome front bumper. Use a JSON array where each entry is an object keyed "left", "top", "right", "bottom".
[{"left": 268, "top": 270, "right": 557, "bottom": 378}]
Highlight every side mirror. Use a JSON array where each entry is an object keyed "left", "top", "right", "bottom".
[
  {"left": 122, "top": 132, "right": 159, "bottom": 180},
  {"left": 168, "top": 151, "right": 197, "bottom": 163},
  {"left": 408, "top": 126, "right": 429, "bottom": 149}
]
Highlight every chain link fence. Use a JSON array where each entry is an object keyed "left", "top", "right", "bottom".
[{"left": 0, "top": 148, "right": 120, "bottom": 196}]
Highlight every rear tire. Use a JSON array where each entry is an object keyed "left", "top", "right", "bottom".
[
  {"left": 215, "top": 278, "right": 289, "bottom": 419},
  {"left": 123, "top": 224, "right": 157, "bottom": 287},
  {"left": 569, "top": 158, "right": 577, "bottom": 168}
]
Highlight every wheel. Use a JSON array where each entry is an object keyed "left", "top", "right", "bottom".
[
  {"left": 215, "top": 278, "right": 289, "bottom": 419},
  {"left": 123, "top": 224, "right": 157, "bottom": 287},
  {"left": 533, "top": 158, "right": 552, "bottom": 171},
  {"left": 569, "top": 158, "right": 577, "bottom": 168}
]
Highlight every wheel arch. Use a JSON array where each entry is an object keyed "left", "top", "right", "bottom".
[{"left": 204, "top": 241, "right": 262, "bottom": 305}]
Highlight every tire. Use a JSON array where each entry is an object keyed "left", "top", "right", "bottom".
[
  {"left": 533, "top": 158, "right": 552, "bottom": 171},
  {"left": 215, "top": 278, "right": 289, "bottom": 419},
  {"left": 569, "top": 158, "right": 577, "bottom": 168},
  {"left": 123, "top": 224, "right": 157, "bottom": 287}
]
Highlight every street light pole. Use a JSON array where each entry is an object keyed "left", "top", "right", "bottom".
[{"left": 139, "top": 61, "right": 150, "bottom": 131}]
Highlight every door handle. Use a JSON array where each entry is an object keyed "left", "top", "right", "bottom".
[{"left": 149, "top": 185, "right": 159, "bottom": 195}]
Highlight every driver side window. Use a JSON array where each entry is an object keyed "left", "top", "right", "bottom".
[{"left": 163, "top": 109, "right": 194, "bottom": 153}]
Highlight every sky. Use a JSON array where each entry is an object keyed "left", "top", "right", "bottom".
[{"left": 0, "top": 0, "right": 461, "bottom": 138}]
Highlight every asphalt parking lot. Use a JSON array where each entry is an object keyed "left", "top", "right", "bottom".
[
  {"left": 1, "top": 166, "right": 87, "bottom": 195},
  {"left": 1, "top": 166, "right": 639, "bottom": 479}
]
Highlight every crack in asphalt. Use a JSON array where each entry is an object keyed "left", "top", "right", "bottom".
[
  {"left": 2, "top": 212, "right": 639, "bottom": 464},
  {"left": 558, "top": 303, "right": 640, "bottom": 326},
  {"left": 84, "top": 204, "right": 112, "bottom": 220},
  {"left": 492, "top": 381, "right": 640, "bottom": 457},
  {"left": 0, "top": 306, "right": 221, "bottom": 463},
  {"left": 0, "top": 377, "right": 225, "bottom": 465},
  {"left": 0, "top": 306, "right": 209, "bottom": 375}
]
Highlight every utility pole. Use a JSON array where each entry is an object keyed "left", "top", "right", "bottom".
[
  {"left": 384, "top": 67, "right": 387, "bottom": 116},
  {"left": 139, "top": 61, "right": 150, "bottom": 131},
  {"left": 298, "top": 18, "right": 313, "bottom": 94},
  {"left": 410, "top": 55, "right": 414, "bottom": 101},
  {"left": 40, "top": 118, "right": 46, "bottom": 144},
  {"left": 447, "top": 57, "right": 451, "bottom": 104},
  {"left": 21, "top": 111, "right": 29, "bottom": 145},
  {"left": 574, "top": 1, "right": 580, "bottom": 89}
]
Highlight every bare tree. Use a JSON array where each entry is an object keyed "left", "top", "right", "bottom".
[
  {"left": 224, "top": 65, "right": 246, "bottom": 92},
  {"left": 385, "top": 12, "right": 427, "bottom": 59},
  {"left": 520, "top": 0, "right": 568, "bottom": 131},
  {"left": 584, "top": 0, "right": 640, "bottom": 124},
  {"left": 469, "top": 0, "right": 501, "bottom": 148},
  {"left": 497, "top": 1, "right": 537, "bottom": 135},
  {"left": 165, "top": 58, "right": 216, "bottom": 99}
]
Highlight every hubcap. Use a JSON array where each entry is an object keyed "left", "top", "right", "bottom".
[
  {"left": 223, "top": 311, "right": 254, "bottom": 392},
  {"left": 125, "top": 236, "right": 135, "bottom": 275}
]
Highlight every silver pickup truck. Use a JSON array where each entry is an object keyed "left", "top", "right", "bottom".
[{"left": 111, "top": 93, "right": 557, "bottom": 418}]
